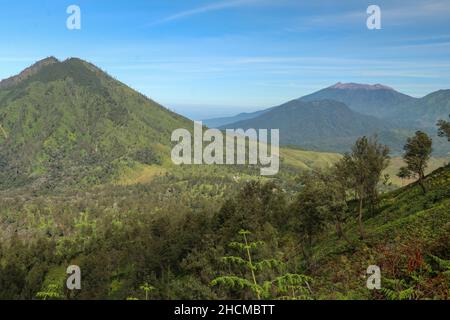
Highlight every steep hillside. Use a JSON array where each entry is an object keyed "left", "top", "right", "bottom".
[
  {"left": 313, "top": 164, "right": 450, "bottom": 299},
  {"left": 0, "top": 58, "right": 191, "bottom": 190},
  {"left": 281, "top": 146, "right": 448, "bottom": 188}
]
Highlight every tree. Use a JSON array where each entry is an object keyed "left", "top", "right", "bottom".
[
  {"left": 290, "top": 176, "right": 329, "bottom": 260},
  {"left": 401, "top": 131, "right": 432, "bottom": 194},
  {"left": 324, "top": 168, "right": 351, "bottom": 242},
  {"left": 364, "top": 138, "right": 391, "bottom": 216},
  {"left": 339, "top": 136, "right": 390, "bottom": 240},
  {"left": 214, "top": 181, "right": 288, "bottom": 239},
  {"left": 437, "top": 114, "right": 450, "bottom": 141}
]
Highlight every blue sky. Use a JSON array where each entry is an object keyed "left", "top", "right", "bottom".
[{"left": 1, "top": 0, "right": 450, "bottom": 119}]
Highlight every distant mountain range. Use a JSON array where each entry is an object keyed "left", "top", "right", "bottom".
[
  {"left": 202, "top": 108, "right": 275, "bottom": 128},
  {"left": 205, "top": 82, "right": 450, "bottom": 154},
  {"left": 224, "top": 99, "right": 403, "bottom": 153}
]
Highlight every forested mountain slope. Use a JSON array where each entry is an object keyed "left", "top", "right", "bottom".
[{"left": 0, "top": 57, "right": 191, "bottom": 190}]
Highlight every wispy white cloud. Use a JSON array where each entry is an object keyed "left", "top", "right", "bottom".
[
  {"left": 392, "top": 41, "right": 450, "bottom": 49},
  {"left": 383, "top": 0, "right": 450, "bottom": 21},
  {"left": 292, "top": 0, "right": 450, "bottom": 29},
  {"left": 152, "top": 0, "right": 262, "bottom": 25},
  {"left": 104, "top": 55, "right": 450, "bottom": 80}
]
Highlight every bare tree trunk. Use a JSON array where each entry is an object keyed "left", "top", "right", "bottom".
[
  {"left": 336, "top": 220, "right": 343, "bottom": 239},
  {"left": 358, "top": 196, "right": 365, "bottom": 240},
  {"left": 0, "top": 124, "right": 8, "bottom": 139},
  {"left": 336, "top": 219, "right": 351, "bottom": 244},
  {"left": 418, "top": 171, "right": 426, "bottom": 194}
]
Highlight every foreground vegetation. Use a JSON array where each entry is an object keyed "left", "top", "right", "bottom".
[{"left": 0, "top": 152, "right": 448, "bottom": 300}]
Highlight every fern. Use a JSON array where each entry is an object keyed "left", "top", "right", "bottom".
[
  {"left": 211, "top": 276, "right": 260, "bottom": 294},
  {"left": 36, "top": 283, "right": 63, "bottom": 300},
  {"left": 272, "top": 273, "right": 313, "bottom": 300},
  {"left": 430, "top": 255, "right": 450, "bottom": 276},
  {"left": 254, "top": 259, "right": 285, "bottom": 272},
  {"left": 211, "top": 230, "right": 313, "bottom": 300}
]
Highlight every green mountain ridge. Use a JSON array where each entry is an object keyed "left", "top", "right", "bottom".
[
  {"left": 0, "top": 57, "right": 192, "bottom": 190},
  {"left": 394, "top": 89, "right": 450, "bottom": 128}
]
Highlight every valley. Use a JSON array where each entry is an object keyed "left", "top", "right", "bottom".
[{"left": 0, "top": 58, "right": 448, "bottom": 300}]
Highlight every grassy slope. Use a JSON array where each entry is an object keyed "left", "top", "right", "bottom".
[
  {"left": 385, "top": 156, "right": 449, "bottom": 187},
  {"left": 282, "top": 146, "right": 449, "bottom": 187},
  {"left": 312, "top": 164, "right": 450, "bottom": 299},
  {"left": 110, "top": 146, "right": 343, "bottom": 186},
  {"left": 280, "top": 147, "right": 341, "bottom": 170}
]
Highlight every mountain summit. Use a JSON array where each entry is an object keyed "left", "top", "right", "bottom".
[
  {"left": 329, "top": 82, "right": 394, "bottom": 91},
  {"left": 300, "top": 82, "right": 415, "bottom": 118},
  {"left": 0, "top": 57, "right": 59, "bottom": 89},
  {"left": 0, "top": 57, "right": 191, "bottom": 190}
]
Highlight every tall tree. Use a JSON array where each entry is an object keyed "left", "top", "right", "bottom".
[
  {"left": 290, "top": 174, "right": 330, "bottom": 261},
  {"left": 399, "top": 131, "right": 432, "bottom": 194},
  {"left": 340, "top": 136, "right": 390, "bottom": 240},
  {"left": 316, "top": 168, "right": 350, "bottom": 242},
  {"left": 437, "top": 114, "right": 450, "bottom": 141},
  {"left": 365, "top": 138, "right": 391, "bottom": 216},
  {"left": 329, "top": 179, "right": 351, "bottom": 242}
]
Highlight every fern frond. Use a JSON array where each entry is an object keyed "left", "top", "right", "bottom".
[
  {"left": 254, "top": 259, "right": 285, "bottom": 272},
  {"left": 221, "top": 256, "right": 252, "bottom": 268}
]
